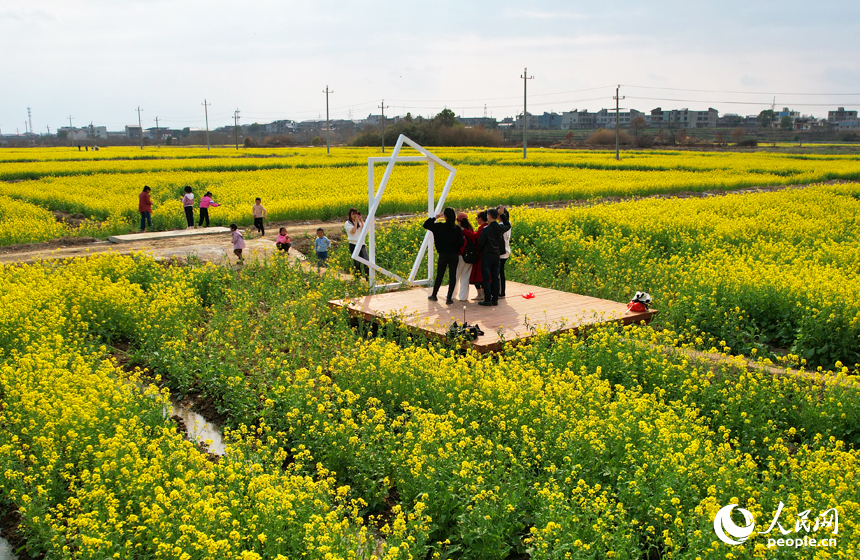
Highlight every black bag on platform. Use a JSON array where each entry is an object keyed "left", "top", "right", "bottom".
[
  {"left": 462, "top": 238, "right": 479, "bottom": 264},
  {"left": 447, "top": 321, "right": 484, "bottom": 341}
]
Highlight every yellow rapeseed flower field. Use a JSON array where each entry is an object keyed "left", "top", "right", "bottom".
[
  {"left": 0, "top": 252, "right": 857, "bottom": 559},
  {"left": 1, "top": 146, "right": 860, "bottom": 243}
]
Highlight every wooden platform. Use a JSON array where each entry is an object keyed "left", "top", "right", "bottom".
[
  {"left": 108, "top": 227, "right": 231, "bottom": 243},
  {"left": 329, "top": 281, "right": 658, "bottom": 353}
]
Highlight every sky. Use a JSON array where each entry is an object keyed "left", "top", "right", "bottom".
[{"left": 2, "top": 0, "right": 860, "bottom": 134}]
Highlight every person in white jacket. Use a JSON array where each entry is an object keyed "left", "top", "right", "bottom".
[{"left": 497, "top": 206, "right": 511, "bottom": 298}]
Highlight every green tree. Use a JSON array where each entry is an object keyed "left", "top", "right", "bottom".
[
  {"left": 433, "top": 109, "right": 458, "bottom": 128},
  {"left": 780, "top": 116, "right": 793, "bottom": 130},
  {"left": 758, "top": 110, "right": 775, "bottom": 127}
]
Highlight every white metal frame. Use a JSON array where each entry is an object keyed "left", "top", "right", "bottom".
[{"left": 351, "top": 134, "right": 457, "bottom": 291}]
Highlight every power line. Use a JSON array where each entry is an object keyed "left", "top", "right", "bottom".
[
  {"left": 626, "top": 96, "right": 857, "bottom": 107},
  {"left": 386, "top": 85, "right": 614, "bottom": 104},
  {"left": 625, "top": 84, "right": 860, "bottom": 96}
]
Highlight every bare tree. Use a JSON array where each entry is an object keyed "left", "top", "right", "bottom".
[
  {"left": 631, "top": 116, "right": 647, "bottom": 138},
  {"left": 730, "top": 127, "right": 746, "bottom": 144}
]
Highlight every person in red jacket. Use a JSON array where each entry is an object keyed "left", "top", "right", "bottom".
[
  {"left": 456, "top": 212, "right": 479, "bottom": 301},
  {"left": 138, "top": 186, "right": 152, "bottom": 231},
  {"left": 469, "top": 211, "right": 488, "bottom": 301}
]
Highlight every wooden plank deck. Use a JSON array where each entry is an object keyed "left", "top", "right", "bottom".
[
  {"left": 108, "top": 227, "right": 231, "bottom": 243},
  {"left": 329, "top": 281, "right": 657, "bottom": 353}
]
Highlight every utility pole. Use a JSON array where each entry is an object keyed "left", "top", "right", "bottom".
[
  {"left": 90, "top": 122, "right": 95, "bottom": 149},
  {"left": 614, "top": 85, "right": 625, "bottom": 161},
  {"left": 27, "top": 107, "right": 33, "bottom": 141},
  {"left": 136, "top": 106, "right": 144, "bottom": 150},
  {"left": 154, "top": 116, "right": 160, "bottom": 147},
  {"left": 233, "top": 109, "right": 240, "bottom": 150},
  {"left": 68, "top": 116, "right": 73, "bottom": 141},
  {"left": 378, "top": 99, "right": 389, "bottom": 153},
  {"left": 521, "top": 67, "right": 534, "bottom": 159},
  {"left": 323, "top": 85, "right": 334, "bottom": 154},
  {"left": 202, "top": 99, "right": 211, "bottom": 150}
]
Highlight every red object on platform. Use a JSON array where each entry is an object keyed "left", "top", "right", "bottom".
[
  {"left": 522, "top": 292, "right": 535, "bottom": 299},
  {"left": 627, "top": 301, "right": 646, "bottom": 312}
]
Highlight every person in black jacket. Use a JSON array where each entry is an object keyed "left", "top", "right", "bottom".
[
  {"left": 476, "top": 208, "right": 511, "bottom": 306},
  {"left": 423, "top": 207, "right": 463, "bottom": 304}
]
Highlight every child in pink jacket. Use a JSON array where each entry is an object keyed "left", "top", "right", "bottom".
[
  {"left": 230, "top": 223, "right": 245, "bottom": 264},
  {"left": 198, "top": 191, "right": 220, "bottom": 227}
]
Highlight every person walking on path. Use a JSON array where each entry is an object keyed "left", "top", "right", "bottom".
[
  {"left": 230, "top": 223, "right": 245, "bottom": 264},
  {"left": 477, "top": 208, "right": 511, "bottom": 306},
  {"left": 198, "top": 191, "right": 220, "bottom": 227},
  {"left": 314, "top": 228, "right": 331, "bottom": 271},
  {"left": 497, "top": 206, "right": 512, "bottom": 298},
  {"left": 180, "top": 186, "right": 195, "bottom": 229},
  {"left": 138, "top": 186, "right": 153, "bottom": 232},
  {"left": 423, "top": 207, "right": 463, "bottom": 304},
  {"left": 456, "top": 212, "right": 479, "bottom": 302},
  {"left": 252, "top": 197, "right": 267, "bottom": 236},
  {"left": 344, "top": 208, "right": 369, "bottom": 278}
]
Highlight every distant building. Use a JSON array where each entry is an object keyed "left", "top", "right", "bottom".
[
  {"left": 561, "top": 109, "right": 596, "bottom": 129},
  {"left": 514, "top": 112, "right": 534, "bottom": 130},
  {"left": 717, "top": 113, "right": 743, "bottom": 128},
  {"left": 265, "top": 120, "right": 297, "bottom": 134},
  {"left": 58, "top": 126, "right": 107, "bottom": 140},
  {"left": 651, "top": 107, "right": 717, "bottom": 129},
  {"left": 596, "top": 108, "right": 644, "bottom": 129},
  {"left": 537, "top": 112, "right": 562, "bottom": 129},
  {"left": 828, "top": 107, "right": 858, "bottom": 123},
  {"left": 498, "top": 117, "right": 515, "bottom": 129},
  {"left": 125, "top": 125, "right": 142, "bottom": 139}
]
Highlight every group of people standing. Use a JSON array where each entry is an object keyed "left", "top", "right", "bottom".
[
  {"left": 423, "top": 206, "right": 511, "bottom": 306},
  {"left": 138, "top": 185, "right": 271, "bottom": 234},
  {"left": 340, "top": 206, "right": 512, "bottom": 305}
]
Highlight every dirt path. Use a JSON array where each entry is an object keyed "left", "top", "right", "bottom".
[{"left": 0, "top": 219, "right": 342, "bottom": 266}]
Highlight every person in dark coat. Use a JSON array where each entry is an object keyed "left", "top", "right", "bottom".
[
  {"left": 423, "top": 207, "right": 463, "bottom": 304},
  {"left": 476, "top": 208, "right": 511, "bottom": 306}
]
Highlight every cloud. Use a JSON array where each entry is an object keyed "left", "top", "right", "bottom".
[
  {"left": 520, "top": 10, "right": 586, "bottom": 20},
  {"left": 0, "top": 6, "right": 56, "bottom": 24}
]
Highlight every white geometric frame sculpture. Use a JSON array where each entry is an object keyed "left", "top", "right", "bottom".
[{"left": 351, "top": 134, "right": 457, "bottom": 291}]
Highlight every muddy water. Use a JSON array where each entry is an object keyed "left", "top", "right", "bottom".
[
  {"left": 0, "top": 537, "right": 17, "bottom": 560},
  {"left": 169, "top": 401, "right": 225, "bottom": 456},
  {"left": 136, "top": 382, "right": 225, "bottom": 456}
]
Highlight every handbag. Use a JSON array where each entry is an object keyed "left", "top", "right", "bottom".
[{"left": 462, "top": 238, "right": 479, "bottom": 264}]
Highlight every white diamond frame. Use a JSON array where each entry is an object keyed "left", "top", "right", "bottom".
[{"left": 351, "top": 134, "right": 457, "bottom": 291}]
